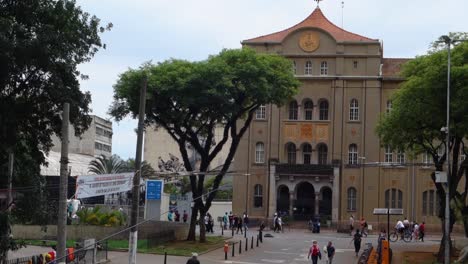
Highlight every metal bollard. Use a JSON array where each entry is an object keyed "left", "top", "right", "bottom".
[
  {"left": 164, "top": 252, "right": 167, "bottom": 264},
  {"left": 251, "top": 236, "right": 254, "bottom": 249},
  {"left": 232, "top": 227, "right": 234, "bottom": 237},
  {"left": 232, "top": 242, "right": 235, "bottom": 257},
  {"left": 244, "top": 229, "right": 247, "bottom": 238},
  {"left": 259, "top": 230, "right": 263, "bottom": 243},
  {"left": 239, "top": 240, "right": 242, "bottom": 254},
  {"left": 222, "top": 227, "right": 224, "bottom": 236},
  {"left": 245, "top": 237, "right": 248, "bottom": 251},
  {"left": 256, "top": 235, "right": 259, "bottom": 247}
]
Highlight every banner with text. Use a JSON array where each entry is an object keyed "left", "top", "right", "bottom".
[{"left": 76, "top": 173, "right": 133, "bottom": 199}]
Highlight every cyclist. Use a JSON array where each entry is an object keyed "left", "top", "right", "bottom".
[{"left": 395, "top": 219, "right": 405, "bottom": 239}]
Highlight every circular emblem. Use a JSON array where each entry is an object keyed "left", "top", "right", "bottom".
[{"left": 299, "top": 32, "right": 320, "bottom": 52}]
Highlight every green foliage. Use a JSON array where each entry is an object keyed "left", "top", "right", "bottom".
[
  {"left": 76, "top": 207, "right": 126, "bottom": 227},
  {"left": 0, "top": 212, "right": 24, "bottom": 262}
]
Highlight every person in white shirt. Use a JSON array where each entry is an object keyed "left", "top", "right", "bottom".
[
  {"left": 413, "top": 222, "right": 419, "bottom": 241},
  {"left": 403, "top": 217, "right": 410, "bottom": 229},
  {"left": 395, "top": 220, "right": 405, "bottom": 234}
]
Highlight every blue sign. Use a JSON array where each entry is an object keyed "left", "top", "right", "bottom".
[{"left": 146, "top": 180, "right": 163, "bottom": 200}]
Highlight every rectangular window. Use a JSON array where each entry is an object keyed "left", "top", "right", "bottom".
[
  {"left": 429, "top": 190, "right": 435, "bottom": 216},
  {"left": 422, "top": 191, "right": 427, "bottom": 215},
  {"left": 396, "top": 151, "right": 405, "bottom": 164},
  {"left": 320, "top": 61, "right": 328, "bottom": 76},
  {"left": 384, "top": 146, "right": 393, "bottom": 163},
  {"left": 255, "top": 105, "right": 266, "bottom": 120},
  {"left": 353, "top": 61, "right": 358, "bottom": 69}
]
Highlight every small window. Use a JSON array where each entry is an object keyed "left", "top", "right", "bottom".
[
  {"left": 319, "top": 100, "right": 329, "bottom": 120},
  {"left": 289, "top": 100, "right": 298, "bottom": 120},
  {"left": 384, "top": 145, "right": 393, "bottom": 163},
  {"left": 287, "top": 143, "right": 297, "bottom": 164},
  {"left": 317, "top": 144, "right": 328, "bottom": 165},
  {"left": 254, "top": 184, "right": 263, "bottom": 208},
  {"left": 320, "top": 61, "right": 328, "bottom": 75},
  {"left": 304, "top": 100, "right": 313, "bottom": 121},
  {"left": 347, "top": 187, "right": 357, "bottom": 211},
  {"left": 422, "top": 152, "right": 432, "bottom": 166},
  {"left": 385, "top": 188, "right": 403, "bottom": 209},
  {"left": 422, "top": 191, "right": 428, "bottom": 215},
  {"left": 303, "top": 144, "right": 312, "bottom": 164},
  {"left": 292, "top": 61, "right": 297, "bottom": 74},
  {"left": 255, "top": 142, "right": 265, "bottom": 164},
  {"left": 353, "top": 61, "right": 358, "bottom": 69},
  {"left": 386, "top": 100, "right": 392, "bottom": 114},
  {"left": 256, "top": 105, "right": 266, "bottom": 120},
  {"left": 348, "top": 144, "right": 358, "bottom": 165},
  {"left": 396, "top": 150, "right": 405, "bottom": 164},
  {"left": 349, "top": 99, "right": 359, "bottom": 121},
  {"left": 305, "top": 61, "right": 312, "bottom": 75}
]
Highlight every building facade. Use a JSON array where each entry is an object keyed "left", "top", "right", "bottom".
[{"left": 232, "top": 7, "right": 445, "bottom": 226}]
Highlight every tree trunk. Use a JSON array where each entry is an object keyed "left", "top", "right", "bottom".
[
  {"left": 437, "top": 219, "right": 453, "bottom": 263},
  {"left": 463, "top": 206, "right": 468, "bottom": 237},
  {"left": 199, "top": 209, "right": 207, "bottom": 243},
  {"left": 187, "top": 205, "right": 198, "bottom": 241}
]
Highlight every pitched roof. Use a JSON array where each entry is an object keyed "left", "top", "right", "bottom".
[
  {"left": 382, "top": 58, "right": 411, "bottom": 78},
  {"left": 242, "top": 7, "right": 378, "bottom": 44}
]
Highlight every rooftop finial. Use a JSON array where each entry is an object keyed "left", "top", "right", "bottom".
[{"left": 315, "top": 0, "right": 323, "bottom": 7}]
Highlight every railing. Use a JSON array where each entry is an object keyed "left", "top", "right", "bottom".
[{"left": 275, "top": 163, "right": 334, "bottom": 175}]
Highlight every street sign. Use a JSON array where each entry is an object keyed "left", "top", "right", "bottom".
[
  {"left": 373, "top": 208, "right": 388, "bottom": 215},
  {"left": 373, "top": 208, "right": 404, "bottom": 215},
  {"left": 436, "top": 171, "right": 447, "bottom": 183},
  {"left": 146, "top": 180, "right": 163, "bottom": 200}
]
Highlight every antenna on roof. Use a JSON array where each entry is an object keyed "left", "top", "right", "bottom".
[
  {"left": 341, "top": 1, "right": 344, "bottom": 29},
  {"left": 314, "top": 0, "right": 322, "bottom": 7}
]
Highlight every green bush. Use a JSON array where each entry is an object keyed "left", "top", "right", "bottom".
[{"left": 76, "top": 207, "right": 126, "bottom": 226}]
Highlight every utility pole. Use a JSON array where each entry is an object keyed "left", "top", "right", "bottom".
[
  {"left": 7, "top": 152, "right": 14, "bottom": 211},
  {"left": 57, "top": 102, "right": 70, "bottom": 264},
  {"left": 128, "top": 77, "right": 147, "bottom": 264},
  {"left": 444, "top": 35, "right": 451, "bottom": 264}
]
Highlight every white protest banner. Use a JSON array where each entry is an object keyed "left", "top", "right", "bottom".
[{"left": 76, "top": 173, "right": 133, "bottom": 199}]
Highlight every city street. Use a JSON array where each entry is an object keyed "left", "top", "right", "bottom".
[{"left": 10, "top": 229, "right": 442, "bottom": 264}]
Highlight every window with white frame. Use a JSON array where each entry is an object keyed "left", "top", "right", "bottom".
[
  {"left": 349, "top": 99, "right": 359, "bottom": 121},
  {"left": 287, "top": 143, "right": 297, "bottom": 164},
  {"left": 304, "top": 100, "right": 313, "bottom": 120},
  {"left": 305, "top": 61, "right": 312, "bottom": 75},
  {"left": 386, "top": 100, "right": 392, "bottom": 114},
  {"left": 320, "top": 61, "right": 328, "bottom": 75},
  {"left": 256, "top": 105, "right": 266, "bottom": 120},
  {"left": 347, "top": 187, "right": 357, "bottom": 211},
  {"left": 255, "top": 142, "right": 265, "bottom": 163},
  {"left": 254, "top": 184, "right": 263, "bottom": 208},
  {"left": 384, "top": 145, "right": 393, "bottom": 163},
  {"left": 319, "top": 100, "right": 329, "bottom": 120},
  {"left": 422, "top": 152, "right": 432, "bottom": 166},
  {"left": 317, "top": 144, "right": 328, "bottom": 165},
  {"left": 303, "top": 144, "right": 312, "bottom": 164},
  {"left": 348, "top": 144, "right": 358, "bottom": 165},
  {"left": 292, "top": 61, "right": 297, "bottom": 74},
  {"left": 396, "top": 150, "right": 405, "bottom": 164},
  {"left": 385, "top": 188, "right": 403, "bottom": 209},
  {"left": 289, "top": 100, "right": 298, "bottom": 120}
]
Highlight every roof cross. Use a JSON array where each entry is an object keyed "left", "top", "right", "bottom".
[{"left": 315, "top": 0, "right": 323, "bottom": 7}]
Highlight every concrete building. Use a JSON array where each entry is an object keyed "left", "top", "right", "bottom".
[
  {"left": 51, "top": 115, "right": 113, "bottom": 158},
  {"left": 232, "top": 6, "right": 445, "bottom": 228}
]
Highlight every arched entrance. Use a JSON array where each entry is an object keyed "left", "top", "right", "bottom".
[
  {"left": 319, "top": 187, "right": 332, "bottom": 218},
  {"left": 294, "top": 182, "right": 315, "bottom": 220},
  {"left": 277, "top": 185, "right": 290, "bottom": 214}
]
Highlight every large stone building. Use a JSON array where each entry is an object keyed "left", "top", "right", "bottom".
[{"left": 232, "top": 6, "right": 445, "bottom": 227}]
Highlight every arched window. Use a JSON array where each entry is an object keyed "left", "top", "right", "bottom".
[
  {"left": 254, "top": 184, "right": 263, "bottom": 208},
  {"left": 349, "top": 99, "right": 359, "bottom": 121},
  {"left": 289, "top": 100, "right": 298, "bottom": 120},
  {"left": 287, "top": 143, "right": 297, "bottom": 164},
  {"left": 305, "top": 61, "right": 312, "bottom": 75},
  {"left": 292, "top": 61, "right": 297, "bottom": 74},
  {"left": 319, "top": 100, "right": 329, "bottom": 120},
  {"left": 303, "top": 100, "right": 313, "bottom": 120},
  {"left": 317, "top": 143, "right": 328, "bottom": 165},
  {"left": 255, "top": 105, "right": 266, "bottom": 120},
  {"left": 255, "top": 142, "right": 265, "bottom": 164},
  {"left": 320, "top": 61, "right": 328, "bottom": 75},
  {"left": 385, "top": 188, "right": 403, "bottom": 209},
  {"left": 386, "top": 100, "right": 392, "bottom": 114},
  {"left": 347, "top": 187, "right": 357, "bottom": 211},
  {"left": 303, "top": 144, "right": 312, "bottom": 164},
  {"left": 384, "top": 145, "right": 393, "bottom": 163},
  {"left": 422, "top": 190, "right": 438, "bottom": 216},
  {"left": 348, "top": 144, "right": 358, "bottom": 165}
]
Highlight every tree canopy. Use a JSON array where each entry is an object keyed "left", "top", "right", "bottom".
[
  {"left": 377, "top": 37, "right": 468, "bottom": 260},
  {"left": 110, "top": 48, "right": 299, "bottom": 241}
]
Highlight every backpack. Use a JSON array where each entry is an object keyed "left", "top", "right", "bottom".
[{"left": 312, "top": 245, "right": 319, "bottom": 256}]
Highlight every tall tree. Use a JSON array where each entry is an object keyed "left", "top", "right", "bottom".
[
  {"left": 110, "top": 48, "right": 299, "bottom": 241},
  {"left": 88, "top": 155, "right": 125, "bottom": 174},
  {"left": 377, "top": 36, "right": 468, "bottom": 261}
]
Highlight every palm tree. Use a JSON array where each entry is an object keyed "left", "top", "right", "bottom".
[
  {"left": 123, "top": 158, "right": 156, "bottom": 179},
  {"left": 88, "top": 155, "right": 125, "bottom": 174}
]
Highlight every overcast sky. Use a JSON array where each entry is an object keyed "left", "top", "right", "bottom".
[{"left": 75, "top": 0, "right": 467, "bottom": 160}]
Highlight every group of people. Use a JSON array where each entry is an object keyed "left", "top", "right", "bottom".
[
  {"left": 225, "top": 212, "right": 250, "bottom": 234},
  {"left": 167, "top": 209, "right": 189, "bottom": 223},
  {"left": 273, "top": 213, "right": 283, "bottom": 232},
  {"left": 307, "top": 240, "right": 336, "bottom": 264},
  {"left": 395, "top": 217, "right": 426, "bottom": 242},
  {"left": 348, "top": 215, "right": 368, "bottom": 237}
]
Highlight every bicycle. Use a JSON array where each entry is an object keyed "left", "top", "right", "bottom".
[{"left": 389, "top": 228, "right": 412, "bottom": 242}]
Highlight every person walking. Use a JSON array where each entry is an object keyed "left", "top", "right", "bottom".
[
  {"left": 236, "top": 216, "right": 243, "bottom": 234},
  {"left": 419, "top": 221, "right": 425, "bottom": 242},
  {"left": 360, "top": 217, "right": 368, "bottom": 237},
  {"left": 223, "top": 212, "right": 229, "bottom": 230},
  {"left": 183, "top": 210, "right": 188, "bottom": 223},
  {"left": 277, "top": 216, "right": 283, "bottom": 233},
  {"left": 326, "top": 241, "right": 335, "bottom": 264},
  {"left": 307, "top": 240, "right": 321, "bottom": 264},
  {"left": 186, "top": 253, "right": 200, "bottom": 264},
  {"left": 349, "top": 215, "right": 355, "bottom": 236},
  {"left": 243, "top": 213, "right": 249, "bottom": 232},
  {"left": 274, "top": 213, "right": 280, "bottom": 232},
  {"left": 228, "top": 211, "right": 233, "bottom": 229},
  {"left": 351, "top": 229, "right": 362, "bottom": 257},
  {"left": 168, "top": 210, "right": 173, "bottom": 221}
]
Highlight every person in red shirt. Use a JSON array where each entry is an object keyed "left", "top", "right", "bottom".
[{"left": 419, "top": 221, "right": 425, "bottom": 242}]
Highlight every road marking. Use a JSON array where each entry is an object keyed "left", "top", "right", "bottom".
[
  {"left": 281, "top": 248, "right": 290, "bottom": 251},
  {"left": 261, "top": 259, "right": 285, "bottom": 263}
]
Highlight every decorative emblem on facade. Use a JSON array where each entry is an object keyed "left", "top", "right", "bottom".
[{"left": 299, "top": 32, "right": 320, "bottom": 52}]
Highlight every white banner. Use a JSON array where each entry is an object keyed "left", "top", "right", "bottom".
[{"left": 76, "top": 173, "right": 134, "bottom": 199}]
